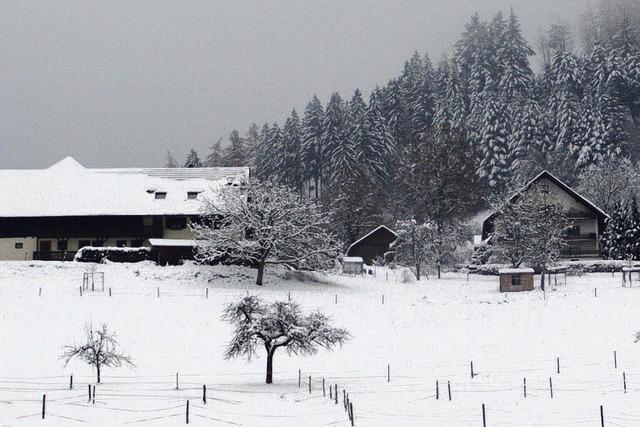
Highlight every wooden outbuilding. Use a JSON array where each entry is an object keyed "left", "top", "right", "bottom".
[
  {"left": 149, "top": 239, "right": 196, "bottom": 266},
  {"left": 346, "top": 225, "right": 398, "bottom": 265},
  {"left": 498, "top": 268, "right": 535, "bottom": 292},
  {"left": 342, "top": 257, "right": 364, "bottom": 274}
]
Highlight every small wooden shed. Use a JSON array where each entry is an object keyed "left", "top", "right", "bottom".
[
  {"left": 498, "top": 268, "right": 535, "bottom": 292},
  {"left": 346, "top": 225, "right": 398, "bottom": 264},
  {"left": 342, "top": 257, "right": 364, "bottom": 274}
]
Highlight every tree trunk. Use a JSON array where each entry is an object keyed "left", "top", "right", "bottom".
[
  {"left": 256, "top": 263, "right": 265, "bottom": 286},
  {"left": 540, "top": 271, "right": 545, "bottom": 292},
  {"left": 96, "top": 364, "right": 101, "bottom": 384},
  {"left": 437, "top": 264, "right": 441, "bottom": 279},
  {"left": 415, "top": 264, "right": 421, "bottom": 281},
  {"left": 265, "top": 348, "right": 275, "bottom": 384}
]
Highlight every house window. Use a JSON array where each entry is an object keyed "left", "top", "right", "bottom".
[
  {"left": 187, "top": 192, "right": 199, "bottom": 200},
  {"left": 78, "top": 240, "right": 91, "bottom": 249},
  {"left": 131, "top": 239, "right": 144, "bottom": 247},
  {"left": 116, "top": 240, "right": 127, "bottom": 248},
  {"left": 155, "top": 192, "right": 167, "bottom": 200},
  {"left": 57, "top": 240, "right": 68, "bottom": 251},
  {"left": 14, "top": 242, "right": 23, "bottom": 249},
  {"left": 511, "top": 274, "right": 522, "bottom": 286},
  {"left": 165, "top": 216, "right": 187, "bottom": 230},
  {"left": 91, "top": 240, "right": 103, "bottom": 247}
]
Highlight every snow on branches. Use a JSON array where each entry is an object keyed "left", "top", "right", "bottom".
[
  {"left": 222, "top": 296, "right": 350, "bottom": 384},
  {"left": 192, "top": 178, "right": 341, "bottom": 285}
]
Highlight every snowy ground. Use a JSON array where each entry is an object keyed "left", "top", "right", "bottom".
[{"left": 1, "top": 261, "right": 640, "bottom": 426}]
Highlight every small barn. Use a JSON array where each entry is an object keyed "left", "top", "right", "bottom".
[
  {"left": 346, "top": 225, "right": 398, "bottom": 265},
  {"left": 498, "top": 268, "right": 535, "bottom": 292},
  {"left": 342, "top": 257, "right": 364, "bottom": 274}
]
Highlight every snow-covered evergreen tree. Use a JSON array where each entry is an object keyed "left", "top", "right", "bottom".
[
  {"left": 281, "top": 110, "right": 303, "bottom": 191},
  {"left": 184, "top": 149, "right": 202, "bottom": 168},
  {"left": 300, "top": 96, "right": 325, "bottom": 199},
  {"left": 204, "top": 138, "right": 223, "bottom": 167},
  {"left": 222, "top": 130, "right": 247, "bottom": 167}
]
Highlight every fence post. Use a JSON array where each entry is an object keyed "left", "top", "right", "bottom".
[
  {"left": 69, "top": 375, "right": 73, "bottom": 390},
  {"left": 523, "top": 378, "right": 526, "bottom": 398},
  {"left": 594, "top": 288, "right": 597, "bottom": 297},
  {"left": 623, "top": 372, "right": 627, "bottom": 393},
  {"left": 614, "top": 351, "right": 617, "bottom": 369},
  {"left": 330, "top": 385, "right": 333, "bottom": 400},
  {"left": 206, "top": 288, "right": 209, "bottom": 299},
  {"left": 203, "top": 384, "right": 207, "bottom": 404},
  {"left": 109, "top": 287, "right": 112, "bottom": 297},
  {"left": 335, "top": 294, "right": 338, "bottom": 304},
  {"left": 39, "top": 288, "right": 42, "bottom": 297},
  {"left": 382, "top": 294, "right": 385, "bottom": 305},
  {"left": 335, "top": 384, "right": 338, "bottom": 404},
  {"left": 436, "top": 380, "right": 439, "bottom": 400},
  {"left": 482, "top": 403, "right": 486, "bottom": 427},
  {"left": 549, "top": 377, "right": 553, "bottom": 399},
  {"left": 557, "top": 357, "right": 560, "bottom": 374},
  {"left": 79, "top": 286, "right": 83, "bottom": 296},
  {"left": 323, "top": 378, "right": 326, "bottom": 397},
  {"left": 308, "top": 376, "right": 312, "bottom": 394},
  {"left": 87, "top": 384, "right": 91, "bottom": 402},
  {"left": 447, "top": 381, "right": 451, "bottom": 401},
  {"left": 42, "top": 394, "right": 46, "bottom": 419},
  {"left": 471, "top": 361, "right": 475, "bottom": 378},
  {"left": 600, "top": 405, "right": 604, "bottom": 427},
  {"left": 157, "top": 287, "right": 160, "bottom": 298},
  {"left": 176, "top": 373, "right": 179, "bottom": 390},
  {"left": 186, "top": 400, "right": 189, "bottom": 424},
  {"left": 387, "top": 364, "right": 390, "bottom": 382},
  {"left": 92, "top": 385, "right": 95, "bottom": 404},
  {"left": 288, "top": 291, "right": 291, "bottom": 301},
  {"left": 298, "top": 369, "right": 301, "bottom": 387},
  {"left": 350, "top": 402, "right": 354, "bottom": 426}
]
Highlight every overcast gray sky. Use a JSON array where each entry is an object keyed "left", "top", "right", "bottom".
[{"left": 0, "top": 0, "right": 591, "bottom": 169}]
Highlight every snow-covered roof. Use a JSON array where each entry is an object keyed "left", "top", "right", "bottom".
[
  {"left": 347, "top": 225, "right": 398, "bottom": 254},
  {"left": 342, "top": 257, "right": 364, "bottom": 263},
  {"left": 149, "top": 239, "right": 197, "bottom": 247},
  {"left": 498, "top": 268, "right": 535, "bottom": 274},
  {"left": 0, "top": 157, "right": 249, "bottom": 218}
]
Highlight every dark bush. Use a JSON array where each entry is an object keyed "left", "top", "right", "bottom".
[{"left": 75, "top": 247, "right": 152, "bottom": 263}]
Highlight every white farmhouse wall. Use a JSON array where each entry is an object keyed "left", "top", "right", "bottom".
[{"left": 0, "top": 237, "right": 36, "bottom": 260}]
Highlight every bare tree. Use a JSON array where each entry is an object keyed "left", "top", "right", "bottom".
[
  {"left": 576, "top": 157, "right": 640, "bottom": 215},
  {"left": 223, "top": 296, "right": 350, "bottom": 384},
  {"left": 193, "top": 178, "right": 341, "bottom": 286},
  {"left": 489, "top": 186, "right": 571, "bottom": 289},
  {"left": 393, "top": 219, "right": 459, "bottom": 280},
  {"left": 60, "top": 323, "right": 134, "bottom": 383}
]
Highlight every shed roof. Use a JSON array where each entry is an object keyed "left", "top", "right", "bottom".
[
  {"left": 498, "top": 268, "right": 535, "bottom": 274},
  {"left": 346, "top": 225, "right": 398, "bottom": 254}
]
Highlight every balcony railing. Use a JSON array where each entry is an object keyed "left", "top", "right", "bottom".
[{"left": 33, "top": 251, "right": 77, "bottom": 261}]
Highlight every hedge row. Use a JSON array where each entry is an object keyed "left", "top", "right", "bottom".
[{"left": 75, "top": 247, "right": 152, "bottom": 263}]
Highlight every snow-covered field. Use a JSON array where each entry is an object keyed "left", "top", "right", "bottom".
[{"left": 1, "top": 261, "right": 640, "bottom": 426}]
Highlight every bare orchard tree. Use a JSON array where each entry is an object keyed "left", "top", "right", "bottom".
[
  {"left": 576, "top": 157, "right": 640, "bottom": 215},
  {"left": 490, "top": 186, "right": 571, "bottom": 289},
  {"left": 192, "top": 178, "right": 341, "bottom": 286},
  {"left": 393, "top": 219, "right": 459, "bottom": 280},
  {"left": 223, "top": 296, "right": 350, "bottom": 384},
  {"left": 60, "top": 322, "right": 134, "bottom": 383}
]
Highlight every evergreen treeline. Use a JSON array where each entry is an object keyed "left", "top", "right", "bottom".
[{"left": 168, "top": 2, "right": 640, "bottom": 244}]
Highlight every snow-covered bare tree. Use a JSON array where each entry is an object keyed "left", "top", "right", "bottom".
[
  {"left": 223, "top": 296, "right": 349, "bottom": 384},
  {"left": 60, "top": 322, "right": 134, "bottom": 383},
  {"left": 489, "top": 186, "right": 571, "bottom": 288},
  {"left": 393, "top": 219, "right": 459, "bottom": 280},
  {"left": 576, "top": 157, "right": 640, "bottom": 215},
  {"left": 165, "top": 150, "right": 179, "bottom": 168},
  {"left": 193, "top": 178, "right": 341, "bottom": 286}
]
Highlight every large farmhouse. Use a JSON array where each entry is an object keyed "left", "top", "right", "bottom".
[
  {"left": 482, "top": 171, "right": 609, "bottom": 258},
  {"left": 0, "top": 157, "right": 249, "bottom": 261}
]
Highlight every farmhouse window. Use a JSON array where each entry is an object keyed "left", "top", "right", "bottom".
[
  {"left": 165, "top": 216, "right": 187, "bottom": 230},
  {"left": 78, "top": 240, "right": 91, "bottom": 249},
  {"left": 57, "top": 240, "right": 68, "bottom": 251},
  {"left": 511, "top": 274, "right": 522, "bottom": 286},
  {"left": 155, "top": 192, "right": 167, "bottom": 200},
  {"left": 187, "top": 192, "right": 199, "bottom": 200},
  {"left": 14, "top": 242, "right": 23, "bottom": 249}
]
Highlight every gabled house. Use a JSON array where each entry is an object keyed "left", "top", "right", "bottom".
[
  {"left": 346, "top": 225, "right": 398, "bottom": 264},
  {"left": 0, "top": 157, "right": 249, "bottom": 261},
  {"left": 481, "top": 171, "right": 609, "bottom": 258}
]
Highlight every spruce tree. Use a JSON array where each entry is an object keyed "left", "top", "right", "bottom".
[
  {"left": 281, "top": 110, "right": 303, "bottom": 191},
  {"left": 300, "top": 96, "right": 325, "bottom": 199},
  {"left": 204, "top": 138, "right": 223, "bottom": 167},
  {"left": 222, "top": 130, "right": 247, "bottom": 167},
  {"left": 184, "top": 149, "right": 202, "bottom": 168}
]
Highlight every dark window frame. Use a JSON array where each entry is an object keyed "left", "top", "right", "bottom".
[
  {"left": 155, "top": 192, "right": 167, "bottom": 200},
  {"left": 14, "top": 242, "right": 23, "bottom": 249},
  {"left": 511, "top": 274, "right": 522, "bottom": 286}
]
